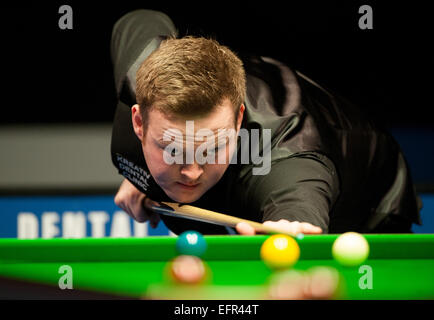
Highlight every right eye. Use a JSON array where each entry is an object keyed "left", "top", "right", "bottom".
[{"left": 170, "top": 147, "right": 182, "bottom": 157}]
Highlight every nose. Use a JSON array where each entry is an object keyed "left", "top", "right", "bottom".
[{"left": 180, "top": 162, "right": 203, "bottom": 182}]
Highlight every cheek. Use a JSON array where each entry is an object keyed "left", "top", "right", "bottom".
[
  {"left": 142, "top": 144, "right": 174, "bottom": 180},
  {"left": 205, "top": 163, "right": 229, "bottom": 182}
]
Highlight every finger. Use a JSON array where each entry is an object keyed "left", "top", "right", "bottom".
[
  {"left": 142, "top": 196, "right": 156, "bottom": 210},
  {"left": 300, "top": 222, "right": 322, "bottom": 234},
  {"left": 132, "top": 208, "right": 159, "bottom": 225},
  {"left": 149, "top": 213, "right": 161, "bottom": 228},
  {"left": 263, "top": 220, "right": 298, "bottom": 236},
  {"left": 264, "top": 220, "right": 322, "bottom": 235},
  {"left": 236, "top": 222, "right": 256, "bottom": 235},
  {"left": 142, "top": 197, "right": 161, "bottom": 228},
  {"left": 132, "top": 209, "right": 147, "bottom": 223},
  {"left": 132, "top": 207, "right": 159, "bottom": 225}
]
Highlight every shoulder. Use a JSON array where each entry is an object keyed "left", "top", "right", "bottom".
[
  {"left": 232, "top": 151, "right": 339, "bottom": 202},
  {"left": 240, "top": 151, "right": 338, "bottom": 185}
]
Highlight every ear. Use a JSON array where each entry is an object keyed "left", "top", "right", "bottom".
[
  {"left": 131, "top": 104, "right": 144, "bottom": 141},
  {"left": 236, "top": 104, "right": 245, "bottom": 132}
]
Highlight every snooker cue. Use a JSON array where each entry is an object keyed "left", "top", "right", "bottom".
[{"left": 150, "top": 202, "right": 295, "bottom": 236}]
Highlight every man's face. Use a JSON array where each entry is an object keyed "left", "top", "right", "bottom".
[{"left": 133, "top": 99, "right": 244, "bottom": 203}]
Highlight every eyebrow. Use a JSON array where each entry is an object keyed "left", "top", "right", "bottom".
[
  {"left": 156, "top": 133, "right": 231, "bottom": 147},
  {"left": 156, "top": 139, "right": 179, "bottom": 147},
  {"left": 158, "top": 125, "right": 233, "bottom": 138}
]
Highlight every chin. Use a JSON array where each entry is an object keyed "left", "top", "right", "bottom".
[{"left": 166, "top": 190, "right": 203, "bottom": 204}]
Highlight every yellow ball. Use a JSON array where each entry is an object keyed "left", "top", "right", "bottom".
[{"left": 260, "top": 234, "right": 300, "bottom": 269}]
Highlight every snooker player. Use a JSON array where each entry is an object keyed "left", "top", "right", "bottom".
[{"left": 110, "top": 9, "right": 422, "bottom": 235}]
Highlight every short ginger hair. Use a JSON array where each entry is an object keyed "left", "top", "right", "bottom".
[{"left": 136, "top": 36, "right": 246, "bottom": 128}]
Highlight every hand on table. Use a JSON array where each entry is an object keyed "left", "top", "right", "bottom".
[
  {"left": 236, "top": 219, "right": 322, "bottom": 236},
  {"left": 114, "top": 178, "right": 161, "bottom": 228}
]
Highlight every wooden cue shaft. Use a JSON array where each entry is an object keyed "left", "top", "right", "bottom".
[{"left": 158, "top": 202, "right": 295, "bottom": 236}]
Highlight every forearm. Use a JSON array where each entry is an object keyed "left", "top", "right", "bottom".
[
  {"left": 114, "top": 178, "right": 160, "bottom": 226},
  {"left": 245, "top": 153, "right": 339, "bottom": 234}
]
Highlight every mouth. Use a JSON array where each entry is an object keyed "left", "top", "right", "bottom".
[{"left": 176, "top": 182, "right": 200, "bottom": 190}]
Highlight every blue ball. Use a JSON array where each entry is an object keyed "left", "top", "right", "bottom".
[
  {"left": 176, "top": 231, "right": 207, "bottom": 257},
  {"left": 296, "top": 233, "right": 305, "bottom": 240}
]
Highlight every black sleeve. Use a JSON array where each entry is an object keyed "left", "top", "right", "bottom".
[
  {"left": 243, "top": 152, "right": 339, "bottom": 233},
  {"left": 111, "top": 9, "right": 176, "bottom": 101},
  {"left": 110, "top": 10, "right": 177, "bottom": 201}
]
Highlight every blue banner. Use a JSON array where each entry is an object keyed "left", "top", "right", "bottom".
[
  {"left": 0, "top": 194, "right": 433, "bottom": 238},
  {"left": 0, "top": 195, "right": 172, "bottom": 238}
]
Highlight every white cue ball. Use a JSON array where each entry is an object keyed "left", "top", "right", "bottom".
[{"left": 332, "top": 232, "right": 369, "bottom": 267}]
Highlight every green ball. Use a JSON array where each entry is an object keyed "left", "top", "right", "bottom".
[{"left": 332, "top": 232, "right": 369, "bottom": 267}]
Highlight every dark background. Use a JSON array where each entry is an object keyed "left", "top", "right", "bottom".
[{"left": 1, "top": 1, "right": 432, "bottom": 127}]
